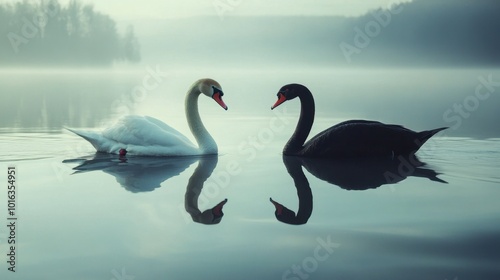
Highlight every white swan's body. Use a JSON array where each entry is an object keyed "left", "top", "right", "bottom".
[
  {"left": 66, "top": 115, "right": 199, "bottom": 156},
  {"left": 67, "top": 79, "right": 227, "bottom": 156}
]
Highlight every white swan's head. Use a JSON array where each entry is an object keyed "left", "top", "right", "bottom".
[{"left": 199, "top": 78, "right": 228, "bottom": 110}]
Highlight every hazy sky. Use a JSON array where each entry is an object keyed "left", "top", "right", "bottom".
[{"left": 1, "top": 0, "right": 412, "bottom": 20}]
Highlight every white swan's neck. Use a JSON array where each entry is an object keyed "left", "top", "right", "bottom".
[{"left": 185, "top": 82, "right": 218, "bottom": 154}]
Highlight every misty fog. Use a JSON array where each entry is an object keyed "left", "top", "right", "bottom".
[
  {"left": 1, "top": 2, "right": 500, "bottom": 279},
  {"left": 1, "top": 0, "right": 499, "bottom": 138},
  {"left": 125, "top": 0, "right": 500, "bottom": 67},
  {"left": 0, "top": 0, "right": 139, "bottom": 65},
  {"left": 2, "top": 67, "right": 499, "bottom": 141},
  {"left": 2, "top": 0, "right": 499, "bottom": 67}
]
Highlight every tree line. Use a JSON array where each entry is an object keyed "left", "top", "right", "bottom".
[
  {"left": 337, "top": 0, "right": 500, "bottom": 66},
  {"left": 0, "top": 0, "right": 140, "bottom": 66}
]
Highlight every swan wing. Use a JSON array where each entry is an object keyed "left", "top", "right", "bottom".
[
  {"left": 67, "top": 116, "right": 199, "bottom": 156},
  {"left": 102, "top": 115, "right": 197, "bottom": 149},
  {"left": 140, "top": 116, "right": 194, "bottom": 145},
  {"left": 65, "top": 127, "right": 111, "bottom": 152},
  {"left": 308, "top": 119, "right": 412, "bottom": 144},
  {"left": 303, "top": 120, "right": 417, "bottom": 157},
  {"left": 329, "top": 119, "right": 410, "bottom": 131}
]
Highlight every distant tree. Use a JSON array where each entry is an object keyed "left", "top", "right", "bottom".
[
  {"left": 122, "top": 25, "right": 141, "bottom": 62},
  {"left": 0, "top": 0, "right": 141, "bottom": 66},
  {"left": 341, "top": 0, "right": 500, "bottom": 66}
]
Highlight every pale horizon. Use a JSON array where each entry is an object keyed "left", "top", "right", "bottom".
[{"left": 0, "top": 0, "right": 412, "bottom": 20}]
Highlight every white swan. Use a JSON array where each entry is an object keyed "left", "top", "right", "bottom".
[{"left": 67, "top": 78, "right": 228, "bottom": 156}]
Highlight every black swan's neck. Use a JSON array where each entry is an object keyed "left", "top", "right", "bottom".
[
  {"left": 284, "top": 90, "right": 315, "bottom": 155},
  {"left": 284, "top": 156, "right": 313, "bottom": 224}
]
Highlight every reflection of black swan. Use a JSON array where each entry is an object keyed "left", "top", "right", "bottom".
[
  {"left": 270, "top": 156, "right": 313, "bottom": 225},
  {"left": 184, "top": 155, "right": 228, "bottom": 225},
  {"left": 300, "top": 155, "right": 447, "bottom": 190},
  {"left": 271, "top": 84, "right": 447, "bottom": 157},
  {"left": 270, "top": 155, "right": 447, "bottom": 225}
]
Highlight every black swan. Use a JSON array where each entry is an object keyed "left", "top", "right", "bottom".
[{"left": 271, "top": 84, "right": 447, "bottom": 157}]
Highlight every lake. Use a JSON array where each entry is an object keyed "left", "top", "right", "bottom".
[{"left": 0, "top": 67, "right": 499, "bottom": 280}]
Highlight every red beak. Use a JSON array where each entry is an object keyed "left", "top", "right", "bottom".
[
  {"left": 212, "top": 198, "right": 228, "bottom": 216},
  {"left": 270, "top": 197, "right": 283, "bottom": 215},
  {"left": 213, "top": 92, "right": 228, "bottom": 110},
  {"left": 271, "top": 93, "right": 287, "bottom": 110}
]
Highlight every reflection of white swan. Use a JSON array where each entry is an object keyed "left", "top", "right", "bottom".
[
  {"left": 184, "top": 155, "right": 228, "bottom": 225},
  {"left": 67, "top": 79, "right": 228, "bottom": 156},
  {"left": 63, "top": 154, "right": 197, "bottom": 192},
  {"left": 64, "top": 154, "right": 228, "bottom": 224}
]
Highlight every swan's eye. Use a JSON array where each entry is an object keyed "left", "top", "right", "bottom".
[
  {"left": 212, "top": 85, "right": 223, "bottom": 96},
  {"left": 278, "top": 88, "right": 289, "bottom": 96}
]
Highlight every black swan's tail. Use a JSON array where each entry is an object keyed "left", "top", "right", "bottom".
[
  {"left": 417, "top": 127, "right": 448, "bottom": 147},
  {"left": 412, "top": 168, "right": 448, "bottom": 184}
]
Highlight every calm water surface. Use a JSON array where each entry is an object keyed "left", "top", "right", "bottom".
[{"left": 0, "top": 68, "right": 499, "bottom": 280}]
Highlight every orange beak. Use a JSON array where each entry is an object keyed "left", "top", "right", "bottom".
[
  {"left": 212, "top": 198, "right": 228, "bottom": 216},
  {"left": 271, "top": 93, "right": 287, "bottom": 110},
  {"left": 270, "top": 197, "right": 283, "bottom": 215},
  {"left": 212, "top": 92, "right": 228, "bottom": 110}
]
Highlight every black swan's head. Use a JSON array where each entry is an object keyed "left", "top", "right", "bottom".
[
  {"left": 269, "top": 197, "right": 308, "bottom": 225},
  {"left": 271, "top": 84, "right": 310, "bottom": 110}
]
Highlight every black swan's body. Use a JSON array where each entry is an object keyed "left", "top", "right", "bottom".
[{"left": 271, "top": 84, "right": 447, "bottom": 158}]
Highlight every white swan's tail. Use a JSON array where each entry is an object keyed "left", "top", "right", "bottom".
[{"left": 65, "top": 127, "right": 109, "bottom": 152}]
